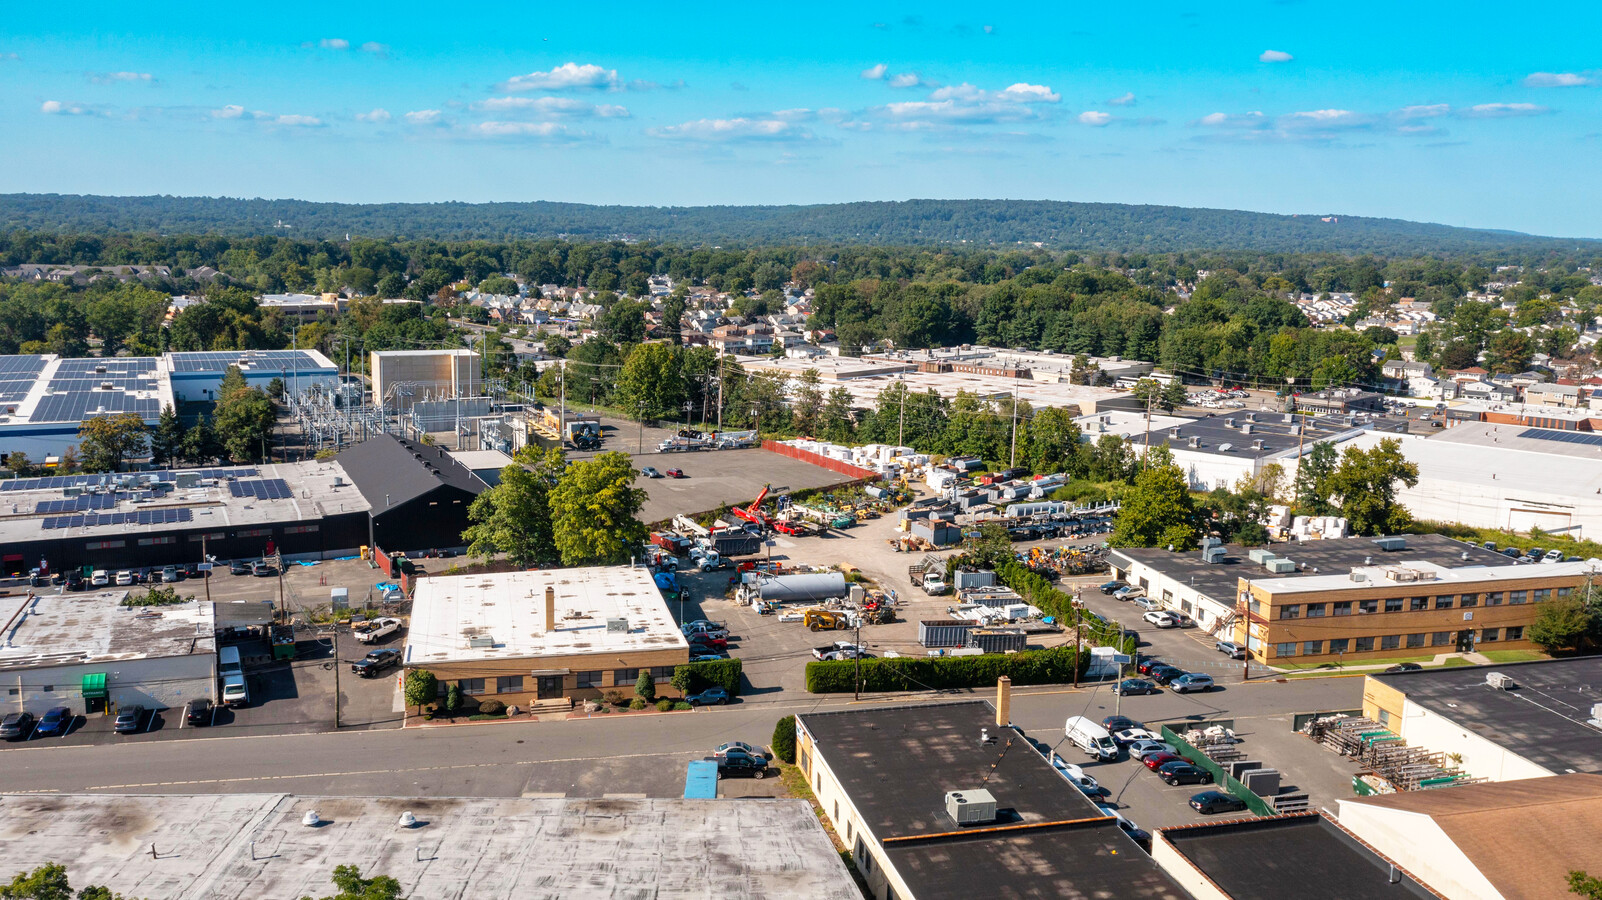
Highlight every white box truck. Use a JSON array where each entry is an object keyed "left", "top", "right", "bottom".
[
  {"left": 218, "top": 645, "right": 249, "bottom": 708},
  {"left": 1064, "top": 715, "right": 1118, "bottom": 761}
]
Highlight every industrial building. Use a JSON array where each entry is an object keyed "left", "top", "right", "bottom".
[
  {"left": 0, "top": 793, "right": 859, "bottom": 899},
  {"left": 1109, "top": 534, "right": 1576, "bottom": 663},
  {"left": 370, "top": 348, "right": 482, "bottom": 411},
  {"left": 1120, "top": 411, "right": 1392, "bottom": 492},
  {"left": 794, "top": 693, "right": 1187, "bottom": 900},
  {"left": 0, "top": 588, "right": 216, "bottom": 715},
  {"left": 1152, "top": 813, "right": 1441, "bottom": 900},
  {"left": 334, "top": 435, "right": 489, "bottom": 552},
  {"left": 0, "top": 350, "right": 337, "bottom": 461},
  {"left": 403, "top": 566, "right": 690, "bottom": 708},
  {"left": 1338, "top": 774, "right": 1602, "bottom": 900},
  {"left": 1361, "top": 657, "right": 1602, "bottom": 781}
]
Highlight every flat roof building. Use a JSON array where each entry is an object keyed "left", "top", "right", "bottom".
[
  {"left": 1362, "top": 657, "right": 1602, "bottom": 781},
  {"left": 1122, "top": 411, "right": 1394, "bottom": 492},
  {"left": 404, "top": 566, "right": 690, "bottom": 709},
  {"left": 795, "top": 696, "right": 1187, "bottom": 900},
  {"left": 0, "top": 793, "right": 859, "bottom": 899},
  {"left": 335, "top": 435, "right": 488, "bottom": 553},
  {"left": 370, "top": 348, "right": 482, "bottom": 411}
]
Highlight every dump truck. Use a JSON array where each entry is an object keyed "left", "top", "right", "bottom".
[{"left": 650, "top": 532, "right": 693, "bottom": 556}]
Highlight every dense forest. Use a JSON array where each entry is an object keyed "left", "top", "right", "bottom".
[{"left": 2, "top": 194, "right": 1598, "bottom": 256}]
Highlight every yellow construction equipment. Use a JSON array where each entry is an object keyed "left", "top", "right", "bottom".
[{"left": 804, "top": 609, "right": 851, "bottom": 631}]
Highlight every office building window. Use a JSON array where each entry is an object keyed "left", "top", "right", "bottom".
[
  {"left": 1510, "top": 590, "right": 1527, "bottom": 605},
  {"left": 1406, "top": 633, "right": 1426, "bottom": 649},
  {"left": 496, "top": 676, "right": 524, "bottom": 694},
  {"left": 1306, "top": 603, "right": 1326, "bottom": 618},
  {"left": 1486, "top": 592, "right": 1503, "bottom": 606},
  {"left": 1558, "top": 586, "right": 1573, "bottom": 599},
  {"left": 1409, "top": 597, "right": 1428, "bottom": 611},
  {"left": 1329, "top": 638, "right": 1350, "bottom": 654},
  {"left": 650, "top": 665, "right": 675, "bottom": 683},
  {"left": 1506, "top": 625, "right": 1525, "bottom": 641},
  {"left": 1533, "top": 588, "right": 1551, "bottom": 603},
  {"left": 1303, "top": 640, "right": 1323, "bottom": 655},
  {"left": 1377, "top": 708, "right": 1391, "bottom": 727},
  {"left": 1434, "top": 595, "right": 1454, "bottom": 610},
  {"left": 1248, "top": 599, "right": 1262, "bottom": 615},
  {"left": 1481, "top": 628, "right": 1500, "bottom": 642},
  {"left": 1333, "top": 601, "right": 1352, "bottom": 617},
  {"left": 1355, "top": 637, "right": 1375, "bottom": 652},
  {"left": 1275, "top": 642, "right": 1296, "bottom": 657},
  {"left": 1384, "top": 598, "right": 1404, "bottom": 613},
  {"left": 1380, "top": 634, "right": 1401, "bottom": 650},
  {"left": 614, "top": 668, "right": 637, "bottom": 687},
  {"left": 1460, "top": 593, "right": 1477, "bottom": 608},
  {"left": 1280, "top": 605, "right": 1301, "bottom": 620},
  {"left": 1360, "top": 599, "right": 1378, "bottom": 614},
  {"left": 1431, "top": 631, "right": 1453, "bottom": 646},
  {"left": 576, "top": 671, "right": 601, "bottom": 688},
  {"left": 1162, "top": 590, "right": 1172, "bottom": 603},
  {"left": 460, "top": 678, "right": 486, "bottom": 695}
]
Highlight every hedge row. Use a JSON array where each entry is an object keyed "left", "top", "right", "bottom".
[
  {"left": 997, "top": 560, "right": 1137, "bottom": 655},
  {"left": 805, "top": 646, "right": 1086, "bottom": 694},
  {"left": 672, "top": 658, "right": 743, "bottom": 696}
]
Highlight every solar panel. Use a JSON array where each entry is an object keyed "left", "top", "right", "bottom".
[
  {"left": 1516, "top": 427, "right": 1602, "bottom": 447},
  {"left": 230, "top": 478, "right": 292, "bottom": 500},
  {"left": 38, "top": 508, "right": 194, "bottom": 529}
]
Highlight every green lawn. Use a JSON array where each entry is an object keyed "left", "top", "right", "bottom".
[
  {"left": 1274, "top": 653, "right": 1438, "bottom": 672},
  {"left": 1478, "top": 649, "right": 1548, "bottom": 663}
]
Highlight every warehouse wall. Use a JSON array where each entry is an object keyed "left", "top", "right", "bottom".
[{"left": 2, "top": 653, "right": 217, "bottom": 716}]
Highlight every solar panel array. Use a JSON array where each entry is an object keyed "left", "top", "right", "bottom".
[
  {"left": 0, "top": 355, "right": 47, "bottom": 404},
  {"left": 1516, "top": 427, "right": 1602, "bottom": 447},
  {"left": 229, "top": 478, "right": 293, "bottom": 500},
  {"left": 32, "top": 391, "right": 160, "bottom": 422},
  {"left": 35, "top": 494, "right": 119, "bottom": 513},
  {"left": 0, "top": 467, "right": 257, "bottom": 492},
  {"left": 41, "top": 508, "right": 194, "bottom": 530},
  {"left": 170, "top": 350, "right": 330, "bottom": 372}
]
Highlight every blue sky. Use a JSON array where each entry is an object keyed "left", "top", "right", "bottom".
[{"left": 3, "top": 1, "right": 1600, "bottom": 237}]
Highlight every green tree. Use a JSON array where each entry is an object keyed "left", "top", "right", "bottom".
[
  {"left": 597, "top": 299, "right": 647, "bottom": 345},
  {"left": 1110, "top": 445, "right": 1198, "bottom": 550},
  {"left": 1325, "top": 438, "right": 1420, "bottom": 535},
  {"left": 4, "top": 452, "right": 37, "bottom": 477},
  {"left": 150, "top": 404, "right": 183, "bottom": 467},
  {"left": 791, "top": 369, "right": 825, "bottom": 436},
  {"left": 299, "top": 864, "right": 403, "bottom": 900},
  {"left": 772, "top": 714, "right": 797, "bottom": 763},
  {"left": 662, "top": 294, "right": 686, "bottom": 346},
  {"left": 634, "top": 668, "right": 656, "bottom": 704},
  {"left": 1130, "top": 378, "right": 1178, "bottom": 413},
  {"left": 1484, "top": 329, "right": 1533, "bottom": 374},
  {"left": 462, "top": 449, "right": 564, "bottom": 567},
  {"left": 1528, "top": 598, "right": 1598, "bottom": 655},
  {"left": 0, "top": 863, "right": 126, "bottom": 900},
  {"left": 819, "top": 387, "right": 857, "bottom": 444},
  {"left": 77, "top": 412, "right": 149, "bottom": 472},
  {"left": 403, "top": 669, "right": 438, "bottom": 712},
  {"left": 181, "top": 418, "right": 220, "bottom": 465},
  {"left": 615, "top": 343, "right": 685, "bottom": 421},
  {"left": 1572, "top": 871, "right": 1602, "bottom": 900},
  {"left": 547, "top": 452, "right": 649, "bottom": 566},
  {"left": 1026, "top": 407, "right": 1088, "bottom": 476},
  {"left": 542, "top": 334, "right": 572, "bottom": 358},
  {"left": 213, "top": 366, "right": 276, "bottom": 462},
  {"left": 1293, "top": 440, "right": 1338, "bottom": 515},
  {"left": 1088, "top": 434, "right": 1135, "bottom": 483}
]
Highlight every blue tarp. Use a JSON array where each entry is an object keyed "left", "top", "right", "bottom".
[{"left": 684, "top": 760, "right": 718, "bottom": 799}]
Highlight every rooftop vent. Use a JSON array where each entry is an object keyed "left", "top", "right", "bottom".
[
  {"left": 467, "top": 635, "right": 494, "bottom": 648},
  {"left": 1204, "top": 546, "right": 1226, "bottom": 563},
  {"left": 945, "top": 789, "right": 998, "bottom": 826},
  {"left": 1188, "top": 436, "right": 1201, "bottom": 448},
  {"left": 1169, "top": 428, "right": 1181, "bottom": 439},
  {"left": 606, "top": 617, "right": 629, "bottom": 633},
  {"left": 1224, "top": 418, "right": 1235, "bottom": 429},
  {"left": 1241, "top": 423, "right": 1254, "bottom": 435},
  {"left": 1266, "top": 558, "right": 1296, "bottom": 574},
  {"left": 1349, "top": 570, "right": 1368, "bottom": 583},
  {"left": 1486, "top": 672, "right": 1516, "bottom": 690},
  {"left": 1252, "top": 440, "right": 1265, "bottom": 451},
  {"left": 1372, "top": 536, "right": 1407, "bottom": 552},
  {"left": 1218, "top": 443, "right": 1234, "bottom": 453}
]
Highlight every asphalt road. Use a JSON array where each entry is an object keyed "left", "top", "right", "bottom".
[{"left": 0, "top": 677, "right": 1361, "bottom": 804}]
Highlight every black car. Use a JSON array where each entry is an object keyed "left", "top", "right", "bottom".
[
  {"left": 1190, "top": 791, "right": 1248, "bottom": 815},
  {"left": 1149, "top": 665, "right": 1186, "bottom": 685},
  {"left": 351, "top": 648, "right": 402, "bottom": 678},
  {"left": 113, "top": 705, "right": 147, "bottom": 734},
  {"left": 0, "top": 712, "right": 35, "bottom": 740},
  {"left": 1098, "top": 581, "right": 1123, "bottom": 595},
  {"left": 185, "top": 698, "right": 213, "bottom": 726},
  {"left": 1385, "top": 662, "right": 1423, "bottom": 673},
  {"left": 184, "top": 562, "right": 204, "bottom": 578},
  {"left": 1117, "top": 820, "right": 1152, "bottom": 852},
  {"left": 65, "top": 571, "right": 84, "bottom": 591},
  {"left": 711, "top": 750, "right": 772, "bottom": 779},
  {"left": 229, "top": 560, "right": 250, "bottom": 576},
  {"left": 1159, "top": 761, "right": 1213, "bottom": 785},
  {"left": 1101, "top": 715, "right": 1139, "bottom": 733},
  {"left": 1114, "top": 678, "right": 1159, "bottom": 696},
  {"left": 686, "top": 687, "right": 731, "bottom": 706}
]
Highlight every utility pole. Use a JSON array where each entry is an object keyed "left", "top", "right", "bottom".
[
  {"left": 1141, "top": 388, "right": 1155, "bottom": 471},
  {"left": 201, "top": 534, "right": 212, "bottom": 606},
  {"left": 853, "top": 615, "right": 862, "bottom": 702},
  {"left": 716, "top": 355, "right": 724, "bottom": 432},
  {"left": 897, "top": 377, "right": 906, "bottom": 447},
  {"left": 1009, "top": 396, "right": 1019, "bottom": 469},
  {"left": 1072, "top": 621, "right": 1081, "bottom": 689},
  {"left": 558, "top": 365, "right": 567, "bottom": 450}
]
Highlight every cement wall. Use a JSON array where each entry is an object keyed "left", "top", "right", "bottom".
[{"left": 0, "top": 652, "right": 217, "bottom": 715}]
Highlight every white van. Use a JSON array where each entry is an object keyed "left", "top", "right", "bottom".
[
  {"left": 1064, "top": 715, "right": 1119, "bottom": 761},
  {"left": 218, "top": 645, "right": 248, "bottom": 708}
]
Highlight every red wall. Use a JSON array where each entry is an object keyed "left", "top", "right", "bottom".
[{"left": 761, "top": 441, "right": 879, "bottom": 480}]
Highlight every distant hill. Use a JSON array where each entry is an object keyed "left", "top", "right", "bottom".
[{"left": 0, "top": 193, "right": 1593, "bottom": 255}]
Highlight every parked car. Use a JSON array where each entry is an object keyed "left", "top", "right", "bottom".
[
  {"left": 1543, "top": 549, "right": 1564, "bottom": 563},
  {"left": 1128, "top": 740, "right": 1177, "bottom": 761},
  {"left": 34, "top": 707, "right": 72, "bottom": 737},
  {"left": 1170, "top": 612, "right": 1195, "bottom": 628},
  {"left": 0, "top": 712, "right": 35, "bottom": 740},
  {"left": 230, "top": 560, "right": 250, "bottom": 576},
  {"left": 1170, "top": 674, "right": 1216, "bottom": 694},
  {"left": 1149, "top": 665, "right": 1185, "bottom": 685},
  {"left": 1132, "top": 597, "right": 1160, "bottom": 613},
  {"left": 1159, "top": 761, "right": 1213, "bottom": 786},
  {"left": 1112, "top": 727, "right": 1161, "bottom": 746},
  {"left": 688, "top": 635, "right": 729, "bottom": 653},
  {"left": 158, "top": 566, "right": 179, "bottom": 583},
  {"left": 686, "top": 687, "right": 732, "bottom": 706},
  {"left": 351, "top": 648, "right": 402, "bottom": 678},
  {"left": 185, "top": 698, "right": 213, "bottom": 726},
  {"left": 714, "top": 741, "right": 769, "bottom": 759},
  {"left": 1525, "top": 547, "right": 1545, "bottom": 561},
  {"left": 1113, "top": 587, "right": 1144, "bottom": 601},
  {"left": 1481, "top": 541, "right": 1498, "bottom": 551},
  {"left": 1384, "top": 662, "right": 1423, "bottom": 673},
  {"left": 1190, "top": 791, "right": 1248, "bottom": 815},
  {"left": 1101, "top": 715, "right": 1139, "bottom": 733},
  {"left": 641, "top": 466, "right": 663, "bottom": 478},
  {"left": 1098, "top": 804, "right": 1152, "bottom": 851},
  {"left": 251, "top": 560, "right": 275, "bottom": 577},
  {"left": 354, "top": 617, "right": 403, "bottom": 644},
  {"left": 689, "top": 653, "right": 727, "bottom": 663},
  {"left": 1142, "top": 751, "right": 1183, "bottom": 771},
  {"left": 91, "top": 569, "right": 110, "bottom": 587},
  {"left": 114, "top": 570, "right": 135, "bottom": 586},
  {"left": 666, "top": 468, "right": 685, "bottom": 478},
  {"left": 1142, "top": 611, "right": 1178, "bottom": 628},
  {"left": 65, "top": 571, "right": 84, "bottom": 591},
  {"left": 682, "top": 622, "right": 730, "bottom": 640},
  {"left": 682, "top": 619, "right": 726, "bottom": 634},
  {"left": 1215, "top": 640, "right": 1246, "bottom": 659},
  {"left": 711, "top": 750, "right": 771, "bottom": 778},
  {"left": 1501, "top": 547, "right": 1522, "bottom": 559},
  {"left": 113, "top": 705, "right": 147, "bottom": 734},
  {"left": 1052, "top": 759, "right": 1110, "bottom": 799},
  {"left": 1135, "top": 658, "right": 1165, "bottom": 676},
  {"left": 1114, "top": 678, "right": 1159, "bottom": 696},
  {"left": 1098, "top": 581, "right": 1123, "bottom": 595}
]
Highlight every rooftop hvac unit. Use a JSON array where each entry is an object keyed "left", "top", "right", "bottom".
[
  {"left": 606, "top": 618, "right": 630, "bottom": 633},
  {"left": 1485, "top": 672, "right": 1516, "bottom": 691},
  {"left": 1188, "top": 436, "right": 1201, "bottom": 448},
  {"left": 1266, "top": 558, "right": 1297, "bottom": 574},
  {"left": 1248, "top": 548, "right": 1277, "bottom": 565},
  {"left": 1241, "top": 423, "right": 1254, "bottom": 435},
  {"left": 1349, "top": 570, "right": 1368, "bottom": 582},
  {"left": 1204, "top": 547, "right": 1227, "bottom": 564},
  {"left": 1372, "top": 536, "right": 1408, "bottom": 552},
  {"left": 1224, "top": 418, "right": 1235, "bottom": 428},
  {"left": 467, "top": 635, "right": 495, "bottom": 649},
  {"left": 1589, "top": 703, "right": 1602, "bottom": 728},
  {"left": 945, "top": 789, "right": 998, "bottom": 826},
  {"left": 1169, "top": 428, "right": 1181, "bottom": 439}
]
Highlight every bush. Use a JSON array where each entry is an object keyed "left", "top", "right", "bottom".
[
  {"left": 121, "top": 585, "right": 188, "bottom": 607},
  {"left": 671, "top": 658, "right": 743, "bottom": 697},
  {"left": 477, "top": 699, "right": 507, "bottom": 716},
  {"left": 446, "top": 682, "right": 463, "bottom": 712},
  {"left": 635, "top": 669, "right": 656, "bottom": 704},
  {"left": 629, "top": 697, "right": 647, "bottom": 710},
  {"left": 404, "top": 670, "right": 439, "bottom": 711},
  {"left": 656, "top": 698, "right": 674, "bottom": 712},
  {"left": 772, "top": 714, "right": 797, "bottom": 763},
  {"left": 804, "top": 646, "right": 1086, "bottom": 694},
  {"left": 603, "top": 689, "right": 626, "bottom": 707},
  {"left": 673, "top": 701, "right": 692, "bottom": 711}
]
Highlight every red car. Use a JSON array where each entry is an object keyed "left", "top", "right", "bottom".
[
  {"left": 773, "top": 520, "right": 809, "bottom": 536},
  {"left": 688, "top": 635, "right": 728, "bottom": 652},
  {"left": 1143, "top": 752, "right": 1183, "bottom": 771},
  {"left": 666, "top": 468, "right": 685, "bottom": 478}
]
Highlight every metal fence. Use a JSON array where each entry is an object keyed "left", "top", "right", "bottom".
[{"left": 1160, "top": 723, "right": 1278, "bottom": 818}]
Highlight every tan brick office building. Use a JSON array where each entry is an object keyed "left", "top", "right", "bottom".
[{"left": 402, "top": 566, "right": 689, "bottom": 708}]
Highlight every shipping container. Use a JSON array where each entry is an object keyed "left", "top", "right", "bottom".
[
  {"left": 918, "top": 620, "right": 973, "bottom": 648},
  {"left": 968, "top": 629, "right": 1027, "bottom": 654}
]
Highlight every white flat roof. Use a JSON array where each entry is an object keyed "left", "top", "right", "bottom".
[
  {"left": 0, "top": 590, "right": 215, "bottom": 669},
  {"left": 405, "top": 567, "right": 687, "bottom": 664},
  {"left": 1254, "top": 559, "right": 1596, "bottom": 595}
]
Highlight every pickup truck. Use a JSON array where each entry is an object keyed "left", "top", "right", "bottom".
[
  {"left": 921, "top": 570, "right": 949, "bottom": 595},
  {"left": 813, "top": 641, "right": 867, "bottom": 661},
  {"left": 354, "top": 617, "right": 403, "bottom": 644},
  {"left": 351, "top": 648, "right": 401, "bottom": 678}
]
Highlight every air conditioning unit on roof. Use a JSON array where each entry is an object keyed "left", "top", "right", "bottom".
[{"left": 945, "top": 789, "right": 997, "bottom": 826}]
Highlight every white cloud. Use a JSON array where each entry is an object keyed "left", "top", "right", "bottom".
[
  {"left": 404, "top": 109, "right": 443, "bottom": 125},
  {"left": 1195, "top": 111, "right": 1267, "bottom": 128},
  {"left": 476, "top": 96, "right": 629, "bottom": 118},
  {"left": 1394, "top": 104, "right": 1451, "bottom": 119},
  {"left": 359, "top": 41, "right": 389, "bottom": 57},
  {"left": 90, "top": 71, "right": 152, "bottom": 84},
  {"left": 0, "top": 53, "right": 17, "bottom": 62},
  {"left": 649, "top": 117, "right": 812, "bottom": 141},
  {"left": 877, "top": 81, "right": 1061, "bottom": 127},
  {"left": 1259, "top": 49, "right": 1294, "bottom": 63},
  {"left": 1108, "top": 92, "right": 1136, "bottom": 106},
  {"left": 499, "top": 62, "right": 621, "bottom": 92},
  {"left": 860, "top": 63, "right": 888, "bottom": 80},
  {"left": 473, "top": 121, "right": 590, "bottom": 140},
  {"left": 320, "top": 38, "right": 350, "bottom": 50},
  {"left": 1524, "top": 71, "right": 1596, "bottom": 88},
  {"left": 356, "top": 108, "right": 391, "bottom": 122},
  {"left": 40, "top": 100, "right": 96, "bottom": 116},
  {"left": 1078, "top": 111, "right": 1113, "bottom": 126},
  {"left": 212, "top": 105, "right": 245, "bottom": 119},
  {"left": 888, "top": 72, "right": 925, "bottom": 88},
  {"left": 274, "top": 114, "right": 323, "bottom": 127},
  {"left": 1460, "top": 102, "right": 1550, "bottom": 118},
  {"left": 1286, "top": 109, "right": 1360, "bottom": 123}
]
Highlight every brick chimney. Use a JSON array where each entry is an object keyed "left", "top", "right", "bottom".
[
  {"left": 996, "top": 676, "right": 1012, "bottom": 727},
  {"left": 544, "top": 586, "right": 556, "bottom": 634}
]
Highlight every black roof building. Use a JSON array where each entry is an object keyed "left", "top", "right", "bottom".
[
  {"left": 335, "top": 435, "right": 489, "bottom": 553},
  {"left": 796, "top": 699, "right": 1187, "bottom": 900}
]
